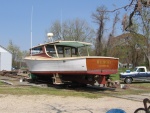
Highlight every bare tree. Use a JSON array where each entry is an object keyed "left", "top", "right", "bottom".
[
  {"left": 121, "top": 0, "right": 150, "bottom": 68},
  {"left": 49, "top": 20, "right": 62, "bottom": 40},
  {"left": 107, "top": 12, "right": 120, "bottom": 56},
  {"left": 92, "top": 6, "right": 109, "bottom": 56},
  {"left": 112, "top": 11, "right": 120, "bottom": 36},
  {"left": 49, "top": 18, "right": 95, "bottom": 43},
  {"left": 103, "top": 0, "right": 149, "bottom": 32},
  {"left": 123, "top": 0, "right": 150, "bottom": 31},
  {"left": 101, "top": 0, "right": 150, "bottom": 67}
]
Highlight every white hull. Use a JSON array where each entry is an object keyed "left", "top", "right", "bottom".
[{"left": 25, "top": 58, "right": 87, "bottom": 72}]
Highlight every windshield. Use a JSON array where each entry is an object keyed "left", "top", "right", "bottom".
[
  {"left": 31, "top": 47, "right": 43, "bottom": 55},
  {"left": 133, "top": 67, "right": 145, "bottom": 72},
  {"left": 45, "top": 45, "right": 78, "bottom": 57},
  {"left": 133, "top": 67, "right": 138, "bottom": 72}
]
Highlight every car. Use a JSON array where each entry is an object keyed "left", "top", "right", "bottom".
[{"left": 120, "top": 66, "right": 150, "bottom": 84}]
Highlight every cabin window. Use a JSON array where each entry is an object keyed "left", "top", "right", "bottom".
[
  {"left": 77, "top": 46, "right": 90, "bottom": 56},
  {"left": 78, "top": 48, "right": 87, "bottom": 56},
  {"left": 64, "top": 47, "right": 71, "bottom": 57},
  {"left": 57, "top": 47, "right": 63, "bottom": 54},
  {"left": 45, "top": 45, "right": 56, "bottom": 57},
  {"left": 72, "top": 48, "right": 76, "bottom": 55},
  {"left": 31, "top": 47, "right": 43, "bottom": 55},
  {"left": 56, "top": 46, "right": 78, "bottom": 58},
  {"left": 56, "top": 47, "right": 63, "bottom": 57},
  {"left": 71, "top": 48, "right": 78, "bottom": 57}
]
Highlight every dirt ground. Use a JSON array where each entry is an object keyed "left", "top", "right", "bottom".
[
  {"left": 0, "top": 94, "right": 144, "bottom": 113},
  {"left": 0, "top": 74, "right": 148, "bottom": 113}
]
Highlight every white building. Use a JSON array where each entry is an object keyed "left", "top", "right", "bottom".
[{"left": 0, "top": 45, "right": 12, "bottom": 71}]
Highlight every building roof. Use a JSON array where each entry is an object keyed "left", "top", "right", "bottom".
[{"left": 0, "top": 45, "right": 12, "bottom": 54}]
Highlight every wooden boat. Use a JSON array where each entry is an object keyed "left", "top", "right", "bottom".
[{"left": 24, "top": 39, "right": 119, "bottom": 86}]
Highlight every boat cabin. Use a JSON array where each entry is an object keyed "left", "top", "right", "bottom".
[{"left": 30, "top": 41, "right": 92, "bottom": 58}]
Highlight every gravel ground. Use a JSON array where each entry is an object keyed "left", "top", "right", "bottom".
[{"left": 0, "top": 94, "right": 143, "bottom": 113}]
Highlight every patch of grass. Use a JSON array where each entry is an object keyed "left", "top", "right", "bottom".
[
  {"left": 114, "top": 82, "right": 150, "bottom": 95},
  {"left": 0, "top": 81, "right": 5, "bottom": 85},
  {"left": 129, "top": 82, "right": 150, "bottom": 89},
  {"left": 110, "top": 74, "right": 119, "bottom": 81},
  {"left": 0, "top": 86, "right": 105, "bottom": 98},
  {"left": 110, "top": 68, "right": 132, "bottom": 81},
  {"left": 0, "top": 82, "right": 149, "bottom": 98},
  {"left": 114, "top": 88, "right": 150, "bottom": 96},
  {"left": 0, "top": 71, "right": 150, "bottom": 98}
]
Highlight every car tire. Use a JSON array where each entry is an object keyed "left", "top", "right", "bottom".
[{"left": 125, "top": 78, "right": 132, "bottom": 84}]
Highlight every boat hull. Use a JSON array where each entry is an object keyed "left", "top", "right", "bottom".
[
  {"left": 25, "top": 57, "right": 118, "bottom": 75},
  {"left": 25, "top": 56, "right": 118, "bottom": 85}
]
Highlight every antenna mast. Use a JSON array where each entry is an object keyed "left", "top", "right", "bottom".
[
  {"left": 61, "top": 9, "right": 63, "bottom": 40},
  {"left": 30, "top": 6, "right": 33, "bottom": 57}
]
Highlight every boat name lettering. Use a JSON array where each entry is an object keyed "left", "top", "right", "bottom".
[
  {"left": 98, "top": 65, "right": 109, "bottom": 68},
  {"left": 97, "top": 60, "right": 111, "bottom": 65}
]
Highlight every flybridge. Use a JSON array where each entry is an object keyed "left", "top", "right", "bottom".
[{"left": 31, "top": 40, "right": 91, "bottom": 58}]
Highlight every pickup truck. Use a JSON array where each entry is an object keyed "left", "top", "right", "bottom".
[{"left": 120, "top": 66, "right": 150, "bottom": 84}]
